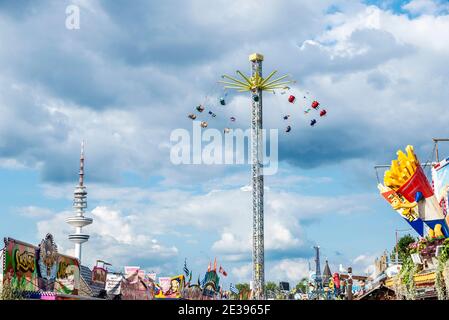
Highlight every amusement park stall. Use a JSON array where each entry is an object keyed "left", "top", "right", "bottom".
[
  {"left": 376, "top": 145, "right": 449, "bottom": 299},
  {"left": 1, "top": 234, "right": 102, "bottom": 300}
]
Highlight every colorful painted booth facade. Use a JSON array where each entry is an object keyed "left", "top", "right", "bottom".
[
  {"left": 378, "top": 145, "right": 449, "bottom": 238},
  {"left": 2, "top": 234, "right": 80, "bottom": 296}
]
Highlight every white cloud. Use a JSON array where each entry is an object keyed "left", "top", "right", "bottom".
[
  {"left": 37, "top": 206, "right": 178, "bottom": 268},
  {"left": 16, "top": 206, "right": 53, "bottom": 218},
  {"left": 35, "top": 178, "right": 376, "bottom": 272},
  {"left": 0, "top": 158, "right": 27, "bottom": 170},
  {"left": 268, "top": 258, "right": 310, "bottom": 284},
  {"left": 403, "top": 0, "right": 449, "bottom": 16},
  {"left": 231, "top": 263, "right": 252, "bottom": 283},
  {"left": 352, "top": 253, "right": 378, "bottom": 276},
  {"left": 230, "top": 258, "right": 311, "bottom": 285},
  {"left": 181, "top": 186, "right": 375, "bottom": 258},
  {"left": 212, "top": 232, "right": 249, "bottom": 254},
  {"left": 1, "top": 0, "right": 449, "bottom": 184}
]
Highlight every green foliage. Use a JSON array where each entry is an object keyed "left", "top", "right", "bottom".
[
  {"left": 275, "top": 292, "right": 287, "bottom": 300},
  {"left": 235, "top": 283, "right": 250, "bottom": 292},
  {"left": 0, "top": 282, "right": 23, "bottom": 300},
  {"left": 264, "top": 281, "right": 278, "bottom": 293},
  {"left": 399, "top": 255, "right": 417, "bottom": 300},
  {"left": 231, "top": 283, "right": 250, "bottom": 299},
  {"left": 435, "top": 240, "right": 449, "bottom": 300},
  {"left": 295, "top": 278, "right": 308, "bottom": 294},
  {"left": 436, "top": 258, "right": 446, "bottom": 300},
  {"left": 395, "top": 234, "right": 416, "bottom": 261},
  {"left": 439, "top": 241, "right": 449, "bottom": 263}
]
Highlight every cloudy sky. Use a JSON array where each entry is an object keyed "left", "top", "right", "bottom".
[{"left": 1, "top": 0, "right": 449, "bottom": 288}]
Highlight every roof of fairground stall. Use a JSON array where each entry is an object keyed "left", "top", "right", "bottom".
[
  {"left": 356, "top": 283, "right": 396, "bottom": 300},
  {"left": 322, "top": 261, "right": 332, "bottom": 282},
  {"left": 80, "top": 265, "right": 106, "bottom": 297},
  {"left": 339, "top": 274, "right": 369, "bottom": 281}
]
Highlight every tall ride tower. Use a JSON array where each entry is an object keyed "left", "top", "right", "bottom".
[
  {"left": 66, "top": 141, "right": 93, "bottom": 263},
  {"left": 220, "top": 54, "right": 292, "bottom": 299},
  {"left": 250, "top": 53, "right": 265, "bottom": 300}
]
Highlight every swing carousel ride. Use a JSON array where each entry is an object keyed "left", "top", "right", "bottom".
[
  {"left": 186, "top": 68, "right": 330, "bottom": 133},
  {"left": 185, "top": 53, "right": 332, "bottom": 300}
]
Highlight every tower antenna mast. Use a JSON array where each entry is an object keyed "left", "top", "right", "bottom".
[
  {"left": 314, "top": 246, "right": 322, "bottom": 298},
  {"left": 66, "top": 141, "right": 93, "bottom": 263}
]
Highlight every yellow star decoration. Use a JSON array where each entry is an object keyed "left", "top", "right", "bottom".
[{"left": 219, "top": 70, "right": 294, "bottom": 92}]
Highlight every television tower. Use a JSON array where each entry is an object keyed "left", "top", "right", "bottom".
[
  {"left": 66, "top": 141, "right": 93, "bottom": 263},
  {"left": 220, "top": 53, "right": 292, "bottom": 299}
]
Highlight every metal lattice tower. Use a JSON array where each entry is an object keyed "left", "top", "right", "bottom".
[
  {"left": 314, "top": 246, "right": 323, "bottom": 294},
  {"left": 220, "top": 53, "right": 293, "bottom": 300},
  {"left": 250, "top": 54, "right": 265, "bottom": 299}
]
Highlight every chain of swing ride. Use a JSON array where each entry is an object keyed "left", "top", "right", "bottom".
[{"left": 188, "top": 85, "right": 327, "bottom": 134}]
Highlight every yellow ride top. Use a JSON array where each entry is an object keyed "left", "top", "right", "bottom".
[{"left": 249, "top": 53, "right": 264, "bottom": 62}]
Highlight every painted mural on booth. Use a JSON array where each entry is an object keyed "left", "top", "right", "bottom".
[
  {"left": 155, "top": 275, "right": 185, "bottom": 299},
  {"left": 2, "top": 234, "right": 80, "bottom": 295},
  {"left": 2, "top": 238, "right": 39, "bottom": 291}
]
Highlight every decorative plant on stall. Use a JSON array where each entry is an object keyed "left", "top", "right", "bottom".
[
  {"left": 420, "top": 242, "right": 437, "bottom": 258},
  {"left": 408, "top": 241, "right": 419, "bottom": 254},
  {"left": 391, "top": 238, "right": 424, "bottom": 299},
  {"left": 435, "top": 238, "right": 449, "bottom": 300},
  {"left": 393, "top": 275, "right": 405, "bottom": 300},
  {"left": 418, "top": 237, "right": 428, "bottom": 250},
  {"left": 399, "top": 255, "right": 418, "bottom": 300},
  {"left": 436, "top": 259, "right": 446, "bottom": 300}
]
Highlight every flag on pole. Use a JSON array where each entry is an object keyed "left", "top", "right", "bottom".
[
  {"left": 219, "top": 265, "right": 228, "bottom": 277},
  {"left": 183, "top": 258, "right": 189, "bottom": 276},
  {"left": 230, "top": 283, "right": 239, "bottom": 294},
  {"left": 200, "top": 276, "right": 206, "bottom": 287},
  {"left": 207, "top": 261, "right": 211, "bottom": 272},
  {"left": 213, "top": 258, "right": 217, "bottom": 271}
]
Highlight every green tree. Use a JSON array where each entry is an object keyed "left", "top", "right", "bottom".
[
  {"left": 233, "top": 283, "right": 250, "bottom": 299},
  {"left": 393, "top": 234, "right": 416, "bottom": 261},
  {"left": 264, "top": 281, "right": 278, "bottom": 298},
  {"left": 265, "top": 281, "right": 278, "bottom": 292},
  {"left": 235, "top": 283, "right": 250, "bottom": 292},
  {"left": 295, "top": 277, "right": 308, "bottom": 293}
]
